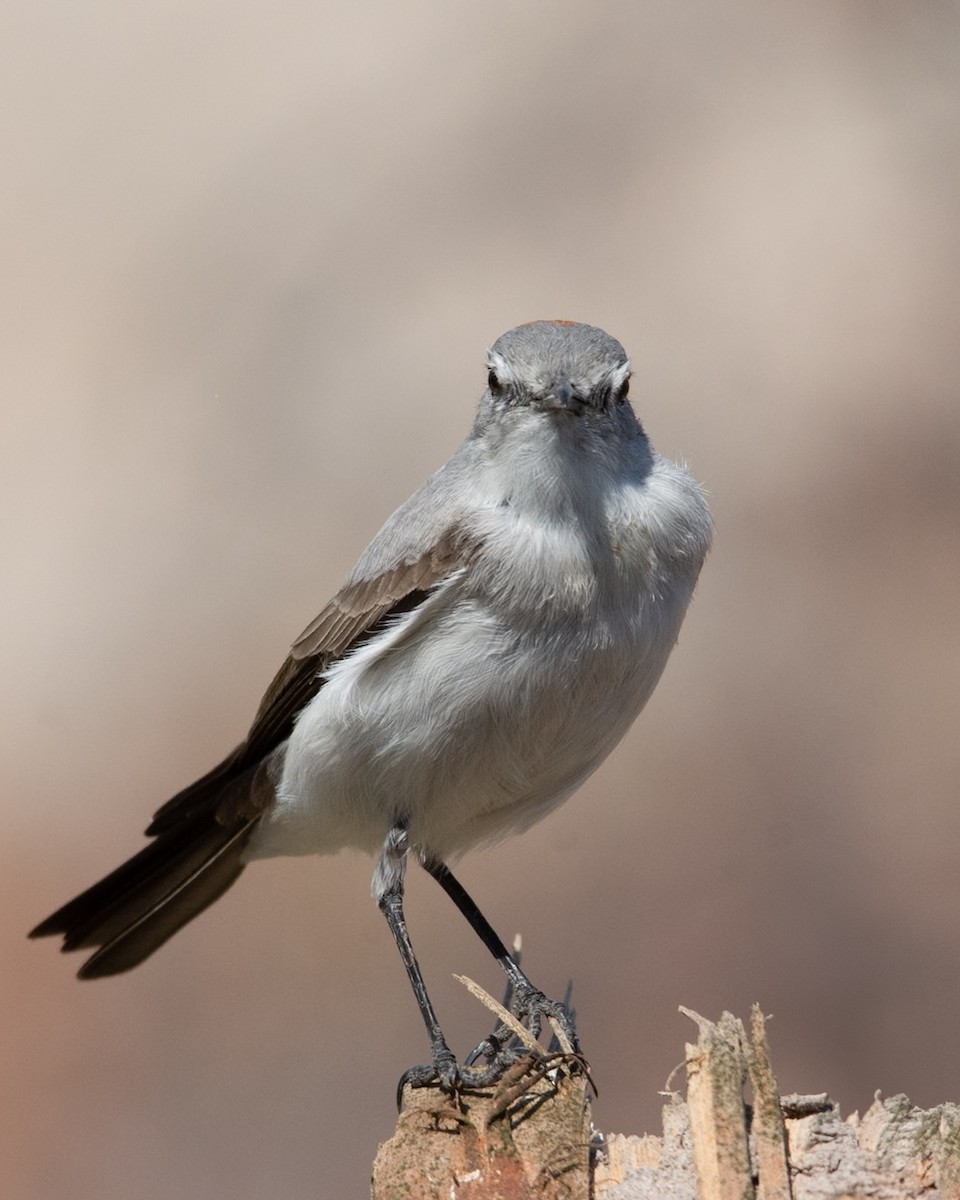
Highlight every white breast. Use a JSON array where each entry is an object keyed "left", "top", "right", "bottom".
[{"left": 246, "top": 439, "right": 709, "bottom": 865}]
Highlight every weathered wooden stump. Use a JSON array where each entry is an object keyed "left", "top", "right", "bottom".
[{"left": 372, "top": 1006, "right": 960, "bottom": 1200}]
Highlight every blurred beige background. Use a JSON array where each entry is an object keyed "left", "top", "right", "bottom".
[{"left": 4, "top": 2, "right": 959, "bottom": 1197}]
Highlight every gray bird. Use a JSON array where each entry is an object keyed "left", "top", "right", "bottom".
[{"left": 31, "top": 319, "right": 712, "bottom": 1088}]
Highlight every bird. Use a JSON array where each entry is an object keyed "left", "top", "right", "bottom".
[{"left": 31, "top": 319, "right": 712, "bottom": 1088}]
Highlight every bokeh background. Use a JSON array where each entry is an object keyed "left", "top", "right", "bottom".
[{"left": 4, "top": 2, "right": 959, "bottom": 1197}]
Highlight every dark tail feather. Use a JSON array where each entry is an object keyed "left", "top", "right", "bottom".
[{"left": 30, "top": 814, "right": 258, "bottom": 979}]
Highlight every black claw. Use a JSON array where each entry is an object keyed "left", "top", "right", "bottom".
[
  {"left": 465, "top": 1031, "right": 506, "bottom": 1067},
  {"left": 396, "top": 1042, "right": 463, "bottom": 1107},
  {"left": 397, "top": 1064, "right": 438, "bottom": 1094}
]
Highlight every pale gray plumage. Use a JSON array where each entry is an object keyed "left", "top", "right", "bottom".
[{"left": 31, "top": 320, "right": 712, "bottom": 1017}]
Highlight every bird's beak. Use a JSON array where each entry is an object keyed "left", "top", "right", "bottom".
[{"left": 539, "top": 380, "right": 582, "bottom": 413}]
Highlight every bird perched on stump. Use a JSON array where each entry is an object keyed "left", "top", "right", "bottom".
[{"left": 32, "top": 319, "right": 712, "bottom": 1089}]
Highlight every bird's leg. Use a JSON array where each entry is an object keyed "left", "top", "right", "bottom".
[
  {"left": 421, "top": 858, "right": 580, "bottom": 1073},
  {"left": 374, "top": 823, "right": 459, "bottom": 1091}
]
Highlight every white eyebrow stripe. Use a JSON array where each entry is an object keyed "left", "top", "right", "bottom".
[
  {"left": 608, "top": 360, "right": 632, "bottom": 390},
  {"left": 485, "top": 348, "right": 516, "bottom": 380}
]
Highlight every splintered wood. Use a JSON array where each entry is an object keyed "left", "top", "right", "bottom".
[
  {"left": 679, "top": 1006, "right": 789, "bottom": 1200},
  {"left": 371, "top": 1008, "right": 960, "bottom": 1200}
]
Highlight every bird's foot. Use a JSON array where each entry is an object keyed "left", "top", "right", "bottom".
[
  {"left": 397, "top": 1037, "right": 459, "bottom": 1090},
  {"left": 398, "top": 1045, "right": 586, "bottom": 1111},
  {"left": 396, "top": 1038, "right": 473, "bottom": 1106},
  {"left": 513, "top": 981, "right": 580, "bottom": 1052},
  {"left": 465, "top": 981, "right": 580, "bottom": 1071},
  {"left": 396, "top": 985, "right": 582, "bottom": 1106}
]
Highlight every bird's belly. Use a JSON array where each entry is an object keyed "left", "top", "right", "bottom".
[{"left": 246, "top": 590, "right": 679, "bottom": 864}]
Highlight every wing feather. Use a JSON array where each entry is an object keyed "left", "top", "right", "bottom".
[{"left": 146, "top": 525, "right": 480, "bottom": 837}]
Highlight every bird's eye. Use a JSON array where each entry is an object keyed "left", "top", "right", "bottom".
[
  {"left": 487, "top": 369, "right": 503, "bottom": 396},
  {"left": 614, "top": 378, "right": 630, "bottom": 403}
]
